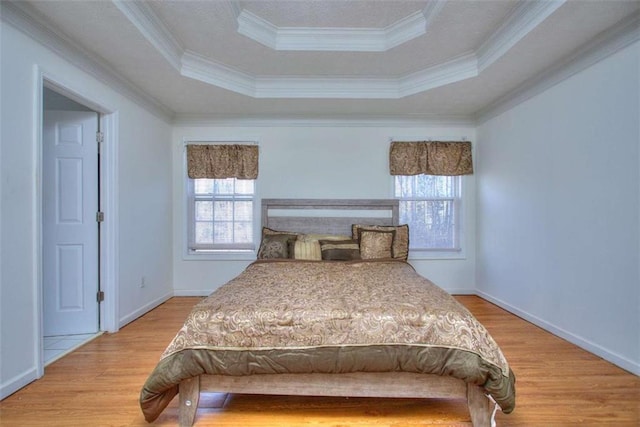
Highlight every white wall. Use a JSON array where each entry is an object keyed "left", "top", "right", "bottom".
[
  {"left": 172, "top": 124, "right": 477, "bottom": 296},
  {"left": 476, "top": 41, "right": 639, "bottom": 374},
  {"left": 0, "top": 22, "right": 173, "bottom": 398}
]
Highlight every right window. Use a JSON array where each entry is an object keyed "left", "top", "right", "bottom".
[{"left": 394, "top": 174, "right": 462, "bottom": 252}]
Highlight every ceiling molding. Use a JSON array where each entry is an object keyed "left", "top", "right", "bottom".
[
  {"left": 181, "top": 50, "right": 256, "bottom": 97},
  {"left": 112, "top": 0, "right": 183, "bottom": 71},
  {"left": 172, "top": 113, "right": 476, "bottom": 128},
  {"left": 476, "top": 11, "right": 640, "bottom": 124},
  {"left": 182, "top": 49, "right": 478, "bottom": 99},
  {"left": 477, "top": 0, "right": 565, "bottom": 72},
  {"left": 108, "top": 0, "right": 563, "bottom": 99},
  {"left": 400, "top": 52, "right": 478, "bottom": 97},
  {"left": 236, "top": 1, "right": 446, "bottom": 52},
  {"left": 0, "top": 1, "right": 173, "bottom": 121}
]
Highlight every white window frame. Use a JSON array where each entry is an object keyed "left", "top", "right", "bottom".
[
  {"left": 393, "top": 174, "right": 465, "bottom": 260},
  {"left": 183, "top": 141, "right": 259, "bottom": 261}
]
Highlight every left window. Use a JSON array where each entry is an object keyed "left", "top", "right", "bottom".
[{"left": 187, "top": 177, "right": 255, "bottom": 252}]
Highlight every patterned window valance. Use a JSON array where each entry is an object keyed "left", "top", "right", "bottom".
[
  {"left": 187, "top": 144, "right": 259, "bottom": 179},
  {"left": 389, "top": 141, "right": 473, "bottom": 176}
]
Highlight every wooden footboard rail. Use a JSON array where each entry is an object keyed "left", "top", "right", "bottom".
[{"left": 178, "top": 372, "right": 494, "bottom": 427}]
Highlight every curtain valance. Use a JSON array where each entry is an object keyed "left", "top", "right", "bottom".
[
  {"left": 187, "top": 144, "right": 259, "bottom": 179},
  {"left": 389, "top": 141, "right": 473, "bottom": 176}
]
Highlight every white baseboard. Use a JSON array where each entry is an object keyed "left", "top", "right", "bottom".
[
  {"left": 449, "top": 288, "right": 477, "bottom": 295},
  {"left": 476, "top": 290, "right": 640, "bottom": 376},
  {"left": 0, "top": 367, "right": 39, "bottom": 401},
  {"left": 118, "top": 291, "right": 173, "bottom": 328},
  {"left": 173, "top": 289, "right": 212, "bottom": 297}
]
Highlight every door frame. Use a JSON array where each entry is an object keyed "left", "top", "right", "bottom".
[{"left": 34, "top": 68, "right": 120, "bottom": 377}]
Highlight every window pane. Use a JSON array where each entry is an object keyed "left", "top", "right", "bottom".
[
  {"left": 234, "top": 201, "right": 253, "bottom": 221},
  {"left": 195, "top": 222, "right": 213, "bottom": 244},
  {"left": 235, "top": 179, "right": 254, "bottom": 195},
  {"left": 213, "top": 178, "right": 234, "bottom": 194},
  {"left": 395, "top": 175, "right": 455, "bottom": 198},
  {"left": 214, "top": 201, "right": 233, "bottom": 220},
  {"left": 400, "top": 200, "right": 455, "bottom": 249},
  {"left": 195, "top": 201, "right": 213, "bottom": 221},
  {"left": 395, "top": 175, "right": 460, "bottom": 251},
  {"left": 190, "top": 176, "right": 255, "bottom": 250},
  {"left": 234, "top": 221, "right": 253, "bottom": 243},
  {"left": 214, "top": 222, "right": 233, "bottom": 244},
  {"left": 194, "top": 179, "right": 213, "bottom": 195}
]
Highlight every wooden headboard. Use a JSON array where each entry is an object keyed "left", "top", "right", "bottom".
[{"left": 261, "top": 199, "right": 399, "bottom": 235}]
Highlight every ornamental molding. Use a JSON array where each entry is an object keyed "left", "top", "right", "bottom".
[{"left": 110, "top": 0, "right": 566, "bottom": 99}]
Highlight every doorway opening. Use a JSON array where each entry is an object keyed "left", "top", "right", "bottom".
[
  {"left": 42, "top": 87, "right": 102, "bottom": 365},
  {"left": 37, "top": 74, "right": 119, "bottom": 375}
]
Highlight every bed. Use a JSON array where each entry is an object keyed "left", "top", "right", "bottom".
[{"left": 140, "top": 199, "right": 515, "bottom": 426}]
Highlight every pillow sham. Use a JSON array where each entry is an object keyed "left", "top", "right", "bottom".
[
  {"left": 359, "top": 229, "right": 395, "bottom": 259},
  {"left": 262, "top": 227, "right": 300, "bottom": 237},
  {"left": 352, "top": 224, "right": 409, "bottom": 261},
  {"left": 257, "top": 233, "right": 297, "bottom": 259},
  {"left": 319, "top": 239, "right": 361, "bottom": 261}
]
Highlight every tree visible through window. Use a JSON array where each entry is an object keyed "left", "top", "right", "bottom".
[
  {"left": 189, "top": 177, "right": 254, "bottom": 251},
  {"left": 394, "top": 175, "right": 461, "bottom": 251}
]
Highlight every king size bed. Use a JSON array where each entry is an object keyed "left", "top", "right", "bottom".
[{"left": 140, "top": 199, "right": 515, "bottom": 426}]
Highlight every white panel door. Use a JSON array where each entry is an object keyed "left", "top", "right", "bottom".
[{"left": 43, "top": 110, "right": 99, "bottom": 336}]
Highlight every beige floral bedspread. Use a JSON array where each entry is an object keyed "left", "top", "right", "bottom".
[
  {"left": 141, "top": 259, "right": 515, "bottom": 421},
  {"left": 163, "top": 260, "right": 508, "bottom": 374}
]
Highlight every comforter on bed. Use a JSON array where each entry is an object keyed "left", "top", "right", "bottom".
[{"left": 140, "top": 259, "right": 515, "bottom": 421}]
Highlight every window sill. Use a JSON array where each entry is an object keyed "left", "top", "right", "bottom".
[
  {"left": 183, "top": 250, "right": 257, "bottom": 261},
  {"left": 408, "top": 249, "right": 465, "bottom": 260}
]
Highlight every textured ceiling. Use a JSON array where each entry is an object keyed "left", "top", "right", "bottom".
[{"left": 12, "top": 0, "right": 640, "bottom": 120}]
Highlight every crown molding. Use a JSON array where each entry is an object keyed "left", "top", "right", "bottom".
[
  {"left": 477, "top": 0, "right": 565, "bottom": 72},
  {"left": 110, "top": 0, "right": 563, "bottom": 100},
  {"left": 182, "top": 51, "right": 479, "bottom": 99},
  {"left": 181, "top": 50, "right": 256, "bottom": 97},
  {"left": 112, "top": 0, "right": 182, "bottom": 71},
  {"left": 400, "top": 52, "right": 478, "bottom": 97},
  {"left": 476, "top": 12, "right": 640, "bottom": 124},
  {"left": 236, "top": 1, "right": 446, "bottom": 52},
  {"left": 6, "top": 0, "right": 568, "bottom": 104},
  {"left": 1, "top": 1, "right": 173, "bottom": 121},
  {"left": 172, "top": 113, "right": 476, "bottom": 128}
]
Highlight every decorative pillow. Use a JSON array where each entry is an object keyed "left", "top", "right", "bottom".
[
  {"left": 289, "top": 240, "right": 322, "bottom": 260},
  {"left": 257, "top": 233, "right": 296, "bottom": 259},
  {"left": 319, "top": 239, "right": 361, "bottom": 261},
  {"left": 352, "top": 224, "right": 409, "bottom": 261},
  {"left": 262, "top": 227, "right": 300, "bottom": 238},
  {"left": 359, "top": 229, "right": 395, "bottom": 259}
]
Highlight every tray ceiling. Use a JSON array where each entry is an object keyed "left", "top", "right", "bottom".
[{"left": 8, "top": 0, "right": 639, "bottom": 120}]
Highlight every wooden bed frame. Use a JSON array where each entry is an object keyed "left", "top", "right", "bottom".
[{"left": 176, "top": 199, "right": 495, "bottom": 427}]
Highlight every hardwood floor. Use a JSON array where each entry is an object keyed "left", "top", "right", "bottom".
[{"left": 1, "top": 296, "right": 638, "bottom": 426}]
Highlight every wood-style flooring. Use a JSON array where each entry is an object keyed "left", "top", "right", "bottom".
[{"left": 1, "top": 296, "right": 638, "bottom": 426}]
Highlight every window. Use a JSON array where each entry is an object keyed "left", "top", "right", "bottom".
[
  {"left": 187, "top": 177, "right": 255, "bottom": 252},
  {"left": 394, "top": 175, "right": 461, "bottom": 252}
]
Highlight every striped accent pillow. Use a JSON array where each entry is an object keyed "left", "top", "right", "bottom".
[
  {"left": 319, "top": 239, "right": 361, "bottom": 261},
  {"left": 290, "top": 240, "right": 322, "bottom": 260}
]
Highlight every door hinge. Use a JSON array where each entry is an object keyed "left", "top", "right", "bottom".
[
  {"left": 96, "top": 211, "right": 105, "bottom": 222},
  {"left": 97, "top": 291, "right": 105, "bottom": 303},
  {"left": 96, "top": 132, "right": 104, "bottom": 154}
]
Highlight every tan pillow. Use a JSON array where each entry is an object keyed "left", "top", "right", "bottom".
[
  {"left": 359, "top": 229, "right": 395, "bottom": 259},
  {"left": 289, "top": 240, "right": 322, "bottom": 260},
  {"left": 352, "top": 224, "right": 409, "bottom": 261}
]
